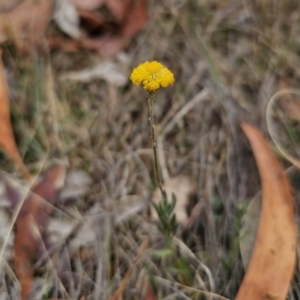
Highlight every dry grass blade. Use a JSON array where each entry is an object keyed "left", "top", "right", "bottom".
[
  {"left": 108, "top": 237, "right": 150, "bottom": 300},
  {"left": 0, "top": 50, "right": 31, "bottom": 179},
  {"left": 236, "top": 123, "right": 297, "bottom": 300}
]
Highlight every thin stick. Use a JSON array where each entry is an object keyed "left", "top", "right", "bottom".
[{"left": 147, "top": 92, "right": 163, "bottom": 194}]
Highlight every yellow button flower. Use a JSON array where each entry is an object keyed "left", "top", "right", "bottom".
[{"left": 130, "top": 61, "right": 175, "bottom": 92}]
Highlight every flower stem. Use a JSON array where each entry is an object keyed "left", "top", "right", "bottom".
[{"left": 147, "top": 93, "right": 163, "bottom": 195}]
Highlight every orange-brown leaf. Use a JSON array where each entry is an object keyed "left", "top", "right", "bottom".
[
  {"left": 0, "top": 50, "right": 30, "bottom": 179},
  {"left": 52, "top": 0, "right": 148, "bottom": 57},
  {"left": 121, "top": 0, "right": 148, "bottom": 38},
  {"left": 0, "top": 0, "right": 54, "bottom": 48},
  {"left": 236, "top": 123, "right": 297, "bottom": 300},
  {"left": 97, "top": 0, "right": 148, "bottom": 57},
  {"left": 13, "top": 165, "right": 66, "bottom": 300}
]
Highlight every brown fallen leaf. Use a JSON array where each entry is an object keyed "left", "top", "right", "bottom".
[
  {"left": 52, "top": 0, "right": 148, "bottom": 57},
  {"left": 7, "top": 165, "right": 66, "bottom": 300},
  {"left": 121, "top": 0, "right": 148, "bottom": 38},
  {"left": 97, "top": 0, "right": 148, "bottom": 57},
  {"left": 0, "top": 0, "right": 54, "bottom": 49},
  {"left": 0, "top": 50, "right": 31, "bottom": 179},
  {"left": 240, "top": 166, "right": 300, "bottom": 270},
  {"left": 236, "top": 123, "right": 297, "bottom": 300}
]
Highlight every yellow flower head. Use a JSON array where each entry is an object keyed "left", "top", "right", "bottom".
[{"left": 130, "top": 61, "right": 175, "bottom": 92}]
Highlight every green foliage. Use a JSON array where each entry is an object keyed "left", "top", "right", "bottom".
[
  {"left": 150, "top": 247, "right": 174, "bottom": 258},
  {"left": 168, "top": 257, "right": 194, "bottom": 285},
  {"left": 152, "top": 190, "right": 178, "bottom": 243},
  {"left": 221, "top": 203, "right": 247, "bottom": 275}
]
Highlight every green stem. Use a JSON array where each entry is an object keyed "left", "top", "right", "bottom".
[{"left": 147, "top": 93, "right": 163, "bottom": 195}]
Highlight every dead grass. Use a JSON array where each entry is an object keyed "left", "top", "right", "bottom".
[{"left": 1, "top": 0, "right": 300, "bottom": 299}]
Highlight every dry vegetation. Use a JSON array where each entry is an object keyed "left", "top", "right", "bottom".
[{"left": 1, "top": 0, "right": 300, "bottom": 299}]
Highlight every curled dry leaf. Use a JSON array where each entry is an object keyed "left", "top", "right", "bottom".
[
  {"left": 0, "top": 50, "right": 30, "bottom": 179},
  {"left": 151, "top": 176, "right": 196, "bottom": 224},
  {"left": 236, "top": 123, "right": 297, "bottom": 300},
  {"left": 6, "top": 165, "right": 66, "bottom": 300}
]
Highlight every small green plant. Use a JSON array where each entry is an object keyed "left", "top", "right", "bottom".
[
  {"left": 152, "top": 191, "right": 178, "bottom": 243},
  {"left": 130, "top": 61, "right": 178, "bottom": 240}
]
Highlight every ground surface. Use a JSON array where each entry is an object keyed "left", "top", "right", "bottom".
[{"left": 1, "top": 0, "right": 300, "bottom": 299}]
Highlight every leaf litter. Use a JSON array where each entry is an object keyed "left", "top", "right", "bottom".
[{"left": 0, "top": 0, "right": 148, "bottom": 56}]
